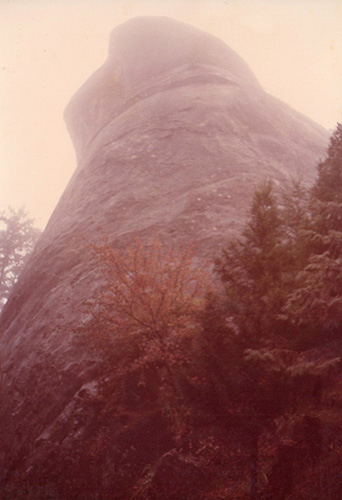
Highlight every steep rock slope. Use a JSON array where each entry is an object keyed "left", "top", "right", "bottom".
[{"left": 0, "top": 16, "right": 328, "bottom": 496}]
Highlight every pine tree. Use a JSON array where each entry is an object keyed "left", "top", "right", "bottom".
[
  {"left": 312, "top": 123, "right": 342, "bottom": 204},
  {"left": 283, "top": 124, "right": 342, "bottom": 342},
  {"left": 200, "top": 167, "right": 342, "bottom": 499},
  {"left": 202, "top": 180, "right": 325, "bottom": 499},
  {"left": 215, "top": 180, "right": 289, "bottom": 346}
]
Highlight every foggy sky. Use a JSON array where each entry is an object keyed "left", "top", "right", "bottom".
[{"left": 1, "top": 0, "right": 341, "bottom": 229}]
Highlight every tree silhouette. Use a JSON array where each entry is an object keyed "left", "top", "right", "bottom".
[{"left": 0, "top": 207, "right": 40, "bottom": 310}]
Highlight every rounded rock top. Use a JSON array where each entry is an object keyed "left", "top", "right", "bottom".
[
  {"left": 108, "top": 16, "right": 259, "bottom": 88},
  {"left": 64, "top": 16, "right": 260, "bottom": 159}
]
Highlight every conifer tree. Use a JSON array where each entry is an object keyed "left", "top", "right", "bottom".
[
  {"left": 203, "top": 179, "right": 330, "bottom": 499},
  {"left": 283, "top": 124, "right": 342, "bottom": 342},
  {"left": 201, "top": 166, "right": 342, "bottom": 499},
  {"left": 312, "top": 123, "right": 342, "bottom": 204},
  {"left": 210, "top": 181, "right": 293, "bottom": 499},
  {"left": 215, "top": 180, "right": 288, "bottom": 346}
]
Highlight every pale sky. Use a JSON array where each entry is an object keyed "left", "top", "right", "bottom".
[{"left": 1, "top": 0, "right": 342, "bottom": 229}]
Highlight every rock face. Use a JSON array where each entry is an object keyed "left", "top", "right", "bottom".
[{"left": 0, "top": 16, "right": 328, "bottom": 498}]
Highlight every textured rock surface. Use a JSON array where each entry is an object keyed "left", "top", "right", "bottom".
[{"left": 0, "top": 16, "right": 328, "bottom": 496}]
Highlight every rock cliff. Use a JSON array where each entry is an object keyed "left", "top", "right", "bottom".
[{"left": 0, "top": 16, "right": 328, "bottom": 498}]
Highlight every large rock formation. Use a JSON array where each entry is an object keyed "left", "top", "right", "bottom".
[{"left": 0, "top": 16, "right": 328, "bottom": 499}]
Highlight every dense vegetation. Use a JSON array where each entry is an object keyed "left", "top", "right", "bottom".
[{"left": 3, "top": 124, "right": 342, "bottom": 499}]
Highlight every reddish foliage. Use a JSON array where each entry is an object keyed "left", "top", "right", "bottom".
[{"left": 74, "top": 236, "right": 212, "bottom": 442}]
